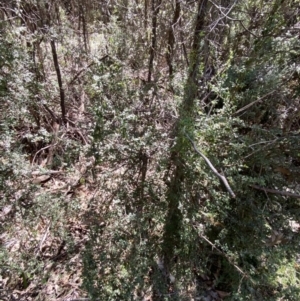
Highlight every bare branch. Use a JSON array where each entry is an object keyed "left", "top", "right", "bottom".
[
  {"left": 68, "top": 61, "right": 96, "bottom": 85},
  {"left": 192, "top": 223, "right": 247, "bottom": 277},
  {"left": 65, "top": 298, "right": 94, "bottom": 301},
  {"left": 233, "top": 89, "right": 276, "bottom": 116},
  {"left": 68, "top": 55, "right": 109, "bottom": 86},
  {"left": 208, "top": 0, "right": 238, "bottom": 32},
  {"left": 31, "top": 170, "right": 63, "bottom": 175},
  {"left": 233, "top": 76, "right": 292, "bottom": 116},
  {"left": 32, "top": 143, "right": 58, "bottom": 165},
  {"left": 43, "top": 103, "right": 59, "bottom": 123},
  {"left": 250, "top": 185, "right": 300, "bottom": 199},
  {"left": 184, "top": 132, "right": 236, "bottom": 198},
  {"left": 208, "top": 0, "right": 258, "bottom": 37}
]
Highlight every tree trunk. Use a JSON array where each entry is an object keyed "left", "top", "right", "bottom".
[
  {"left": 50, "top": 39, "right": 66, "bottom": 124},
  {"left": 166, "top": 0, "right": 181, "bottom": 78},
  {"left": 158, "top": 0, "right": 209, "bottom": 297},
  {"left": 147, "top": 0, "right": 161, "bottom": 82}
]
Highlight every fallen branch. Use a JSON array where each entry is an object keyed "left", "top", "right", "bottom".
[
  {"left": 184, "top": 132, "right": 236, "bottom": 198},
  {"left": 250, "top": 184, "right": 300, "bottom": 199}
]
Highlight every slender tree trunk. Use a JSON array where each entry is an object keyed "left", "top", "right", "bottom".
[
  {"left": 79, "top": 4, "right": 89, "bottom": 53},
  {"left": 158, "top": 1, "right": 209, "bottom": 297},
  {"left": 144, "top": 0, "right": 149, "bottom": 30},
  {"left": 166, "top": 0, "right": 181, "bottom": 78},
  {"left": 26, "top": 41, "right": 41, "bottom": 128},
  {"left": 147, "top": 0, "right": 161, "bottom": 82},
  {"left": 50, "top": 39, "right": 66, "bottom": 123},
  {"left": 180, "top": 0, "right": 209, "bottom": 115}
]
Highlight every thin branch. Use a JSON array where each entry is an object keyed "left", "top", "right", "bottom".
[
  {"left": 209, "top": 0, "right": 239, "bottom": 21},
  {"left": 74, "top": 128, "right": 89, "bottom": 145},
  {"left": 36, "top": 220, "right": 52, "bottom": 256},
  {"left": 148, "top": 0, "right": 162, "bottom": 82},
  {"left": 199, "top": 232, "right": 247, "bottom": 276},
  {"left": 250, "top": 184, "right": 300, "bottom": 199},
  {"left": 43, "top": 103, "right": 59, "bottom": 123},
  {"left": 32, "top": 143, "right": 58, "bottom": 165},
  {"left": 31, "top": 170, "right": 63, "bottom": 176},
  {"left": 68, "top": 61, "right": 95, "bottom": 85},
  {"left": 233, "top": 89, "right": 276, "bottom": 116},
  {"left": 238, "top": 20, "right": 259, "bottom": 38},
  {"left": 184, "top": 132, "right": 236, "bottom": 198},
  {"left": 208, "top": 0, "right": 238, "bottom": 32},
  {"left": 65, "top": 298, "right": 95, "bottom": 301},
  {"left": 208, "top": 0, "right": 258, "bottom": 38},
  {"left": 68, "top": 56, "right": 110, "bottom": 85},
  {"left": 233, "top": 76, "right": 292, "bottom": 116}
]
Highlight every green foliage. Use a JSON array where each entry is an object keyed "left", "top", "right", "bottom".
[
  {"left": 1, "top": 0, "right": 300, "bottom": 300},
  {"left": 81, "top": 0, "right": 300, "bottom": 298}
]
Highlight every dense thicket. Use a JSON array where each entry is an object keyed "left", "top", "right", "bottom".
[{"left": 0, "top": 0, "right": 299, "bottom": 300}]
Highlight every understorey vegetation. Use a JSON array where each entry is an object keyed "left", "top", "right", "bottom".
[{"left": 0, "top": 0, "right": 299, "bottom": 300}]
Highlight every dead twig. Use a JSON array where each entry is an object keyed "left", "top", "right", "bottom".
[
  {"left": 32, "top": 143, "right": 58, "bottom": 165},
  {"left": 35, "top": 220, "right": 52, "bottom": 256},
  {"left": 233, "top": 76, "right": 293, "bottom": 116},
  {"left": 68, "top": 61, "right": 95, "bottom": 85},
  {"left": 74, "top": 129, "right": 89, "bottom": 145},
  {"left": 194, "top": 225, "right": 247, "bottom": 277},
  {"left": 64, "top": 298, "right": 100, "bottom": 301},
  {"left": 68, "top": 55, "right": 109, "bottom": 85},
  {"left": 233, "top": 90, "right": 276, "bottom": 116},
  {"left": 250, "top": 184, "right": 300, "bottom": 199},
  {"left": 31, "top": 170, "right": 63, "bottom": 176},
  {"left": 184, "top": 132, "right": 236, "bottom": 198},
  {"left": 43, "top": 103, "right": 60, "bottom": 123}
]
